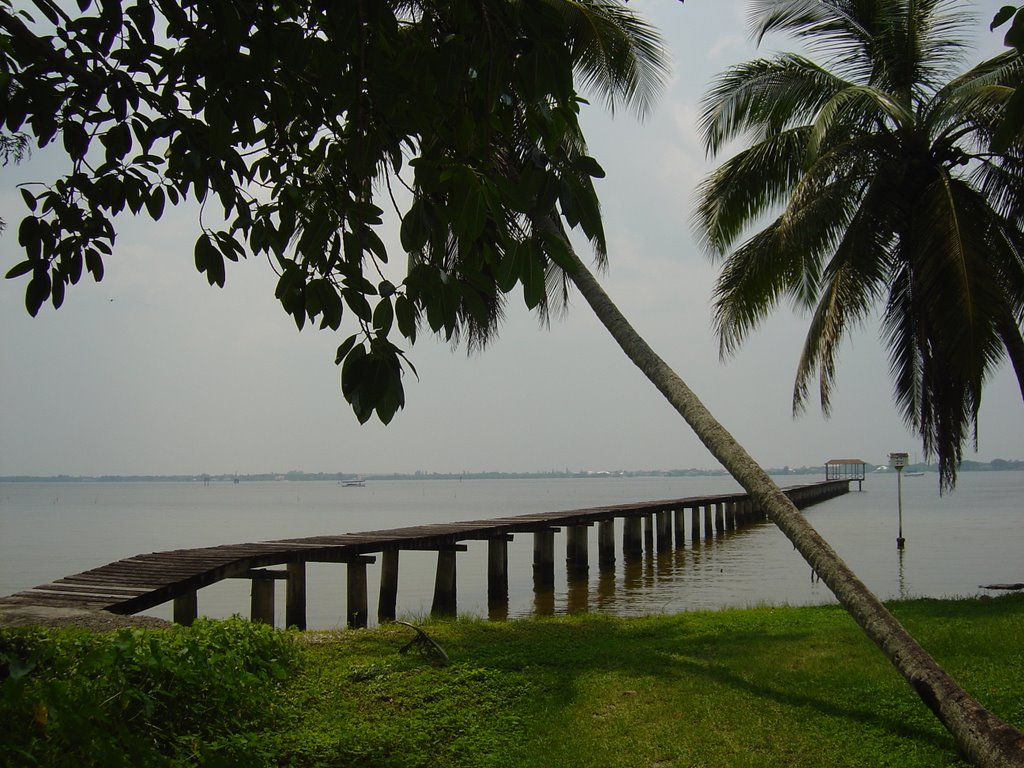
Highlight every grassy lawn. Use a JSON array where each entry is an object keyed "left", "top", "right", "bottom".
[
  {"left": 273, "top": 595, "right": 1024, "bottom": 768},
  {"left": 2, "top": 595, "right": 1022, "bottom": 766}
]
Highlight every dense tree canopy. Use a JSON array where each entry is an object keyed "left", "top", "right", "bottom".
[
  {"left": 0, "top": 0, "right": 665, "bottom": 423},
  {"left": 696, "top": 0, "right": 1024, "bottom": 490}
]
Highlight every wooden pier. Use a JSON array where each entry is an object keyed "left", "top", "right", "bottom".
[{"left": 0, "top": 480, "right": 850, "bottom": 629}]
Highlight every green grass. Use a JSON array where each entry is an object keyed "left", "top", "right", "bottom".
[{"left": 3, "top": 596, "right": 1023, "bottom": 767}]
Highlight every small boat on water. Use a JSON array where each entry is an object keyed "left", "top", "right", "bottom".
[{"left": 341, "top": 477, "right": 365, "bottom": 487}]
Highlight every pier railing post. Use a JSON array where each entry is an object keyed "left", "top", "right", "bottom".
[{"left": 286, "top": 562, "right": 306, "bottom": 630}]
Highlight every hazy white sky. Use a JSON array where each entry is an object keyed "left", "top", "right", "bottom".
[{"left": 1, "top": 0, "right": 1021, "bottom": 477}]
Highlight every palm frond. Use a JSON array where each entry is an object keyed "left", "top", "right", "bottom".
[
  {"left": 700, "top": 54, "right": 847, "bottom": 155},
  {"left": 540, "top": 0, "right": 669, "bottom": 119},
  {"left": 694, "top": 127, "right": 812, "bottom": 254}
]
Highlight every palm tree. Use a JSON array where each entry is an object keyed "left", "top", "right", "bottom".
[
  {"left": 695, "top": 0, "right": 1024, "bottom": 491},
  {"left": 395, "top": 2, "right": 1024, "bottom": 763}
]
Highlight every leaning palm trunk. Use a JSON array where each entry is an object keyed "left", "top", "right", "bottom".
[{"left": 553, "top": 230, "right": 1024, "bottom": 767}]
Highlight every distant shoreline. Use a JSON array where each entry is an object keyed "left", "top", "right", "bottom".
[{"left": 1, "top": 459, "right": 1021, "bottom": 483}]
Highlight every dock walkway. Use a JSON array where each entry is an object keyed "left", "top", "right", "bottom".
[{"left": 0, "top": 480, "right": 850, "bottom": 628}]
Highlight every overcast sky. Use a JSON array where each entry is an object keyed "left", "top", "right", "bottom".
[{"left": 1, "top": 0, "right": 1021, "bottom": 477}]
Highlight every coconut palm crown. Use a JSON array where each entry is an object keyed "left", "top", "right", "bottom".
[{"left": 694, "top": 0, "right": 1024, "bottom": 490}]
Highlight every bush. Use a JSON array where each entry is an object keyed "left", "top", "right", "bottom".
[{"left": 0, "top": 617, "right": 298, "bottom": 767}]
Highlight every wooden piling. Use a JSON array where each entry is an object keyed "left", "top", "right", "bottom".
[
  {"left": 286, "top": 562, "right": 306, "bottom": 630},
  {"left": 533, "top": 529, "right": 556, "bottom": 589},
  {"left": 673, "top": 508, "right": 685, "bottom": 546},
  {"left": 703, "top": 504, "right": 713, "bottom": 540},
  {"left": 714, "top": 502, "right": 724, "bottom": 534},
  {"left": 251, "top": 576, "right": 275, "bottom": 625},
  {"left": 622, "top": 517, "right": 643, "bottom": 555},
  {"left": 488, "top": 536, "right": 511, "bottom": 602},
  {"left": 656, "top": 511, "right": 672, "bottom": 551},
  {"left": 173, "top": 590, "right": 197, "bottom": 626},
  {"left": 431, "top": 549, "right": 458, "bottom": 617},
  {"left": 690, "top": 506, "right": 700, "bottom": 543},
  {"left": 598, "top": 520, "right": 616, "bottom": 569},
  {"left": 567, "top": 525, "right": 589, "bottom": 574},
  {"left": 643, "top": 514, "right": 654, "bottom": 552},
  {"left": 347, "top": 559, "right": 370, "bottom": 628},
  {"left": 377, "top": 549, "right": 399, "bottom": 623}
]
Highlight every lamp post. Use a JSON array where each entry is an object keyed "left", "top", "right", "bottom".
[{"left": 889, "top": 452, "right": 908, "bottom": 550}]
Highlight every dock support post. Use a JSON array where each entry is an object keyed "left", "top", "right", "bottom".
[
  {"left": 567, "top": 525, "right": 589, "bottom": 574},
  {"left": 173, "top": 591, "right": 198, "bottom": 626},
  {"left": 598, "top": 520, "right": 616, "bottom": 569},
  {"left": 690, "top": 506, "right": 701, "bottom": 543},
  {"left": 378, "top": 549, "right": 400, "bottom": 623},
  {"left": 703, "top": 504, "right": 713, "bottom": 540},
  {"left": 726, "top": 501, "right": 737, "bottom": 530},
  {"left": 347, "top": 560, "right": 369, "bottom": 628},
  {"left": 643, "top": 514, "right": 654, "bottom": 552},
  {"left": 656, "top": 511, "right": 672, "bottom": 551},
  {"left": 431, "top": 550, "right": 458, "bottom": 617},
  {"left": 673, "top": 508, "right": 685, "bottom": 546},
  {"left": 286, "top": 562, "right": 307, "bottom": 630},
  {"left": 622, "top": 517, "right": 642, "bottom": 555},
  {"left": 533, "top": 529, "right": 556, "bottom": 589},
  {"left": 251, "top": 576, "right": 275, "bottom": 626},
  {"left": 488, "top": 537, "right": 510, "bottom": 603},
  {"left": 714, "top": 503, "right": 724, "bottom": 534}
]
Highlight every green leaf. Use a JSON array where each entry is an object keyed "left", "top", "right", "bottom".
[
  {"left": 194, "top": 234, "right": 226, "bottom": 287},
  {"left": 373, "top": 296, "right": 394, "bottom": 336},
  {"left": 5, "top": 260, "right": 34, "bottom": 279},
  {"left": 395, "top": 294, "right": 417, "bottom": 342},
  {"left": 400, "top": 199, "right": 429, "bottom": 253},
  {"left": 20, "top": 188, "right": 36, "bottom": 212},
  {"left": 520, "top": 240, "right": 546, "bottom": 309},
  {"left": 575, "top": 155, "right": 606, "bottom": 178},
  {"left": 335, "top": 334, "right": 358, "bottom": 365},
  {"left": 992, "top": 6, "right": 1018, "bottom": 30},
  {"left": 496, "top": 242, "right": 521, "bottom": 293},
  {"left": 145, "top": 187, "right": 165, "bottom": 220}
]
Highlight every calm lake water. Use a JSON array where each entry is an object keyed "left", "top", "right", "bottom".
[{"left": 1, "top": 472, "right": 1021, "bottom": 628}]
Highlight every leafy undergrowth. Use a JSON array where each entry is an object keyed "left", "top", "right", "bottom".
[
  {"left": 2, "top": 596, "right": 1022, "bottom": 767},
  {"left": 0, "top": 617, "right": 297, "bottom": 767}
]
